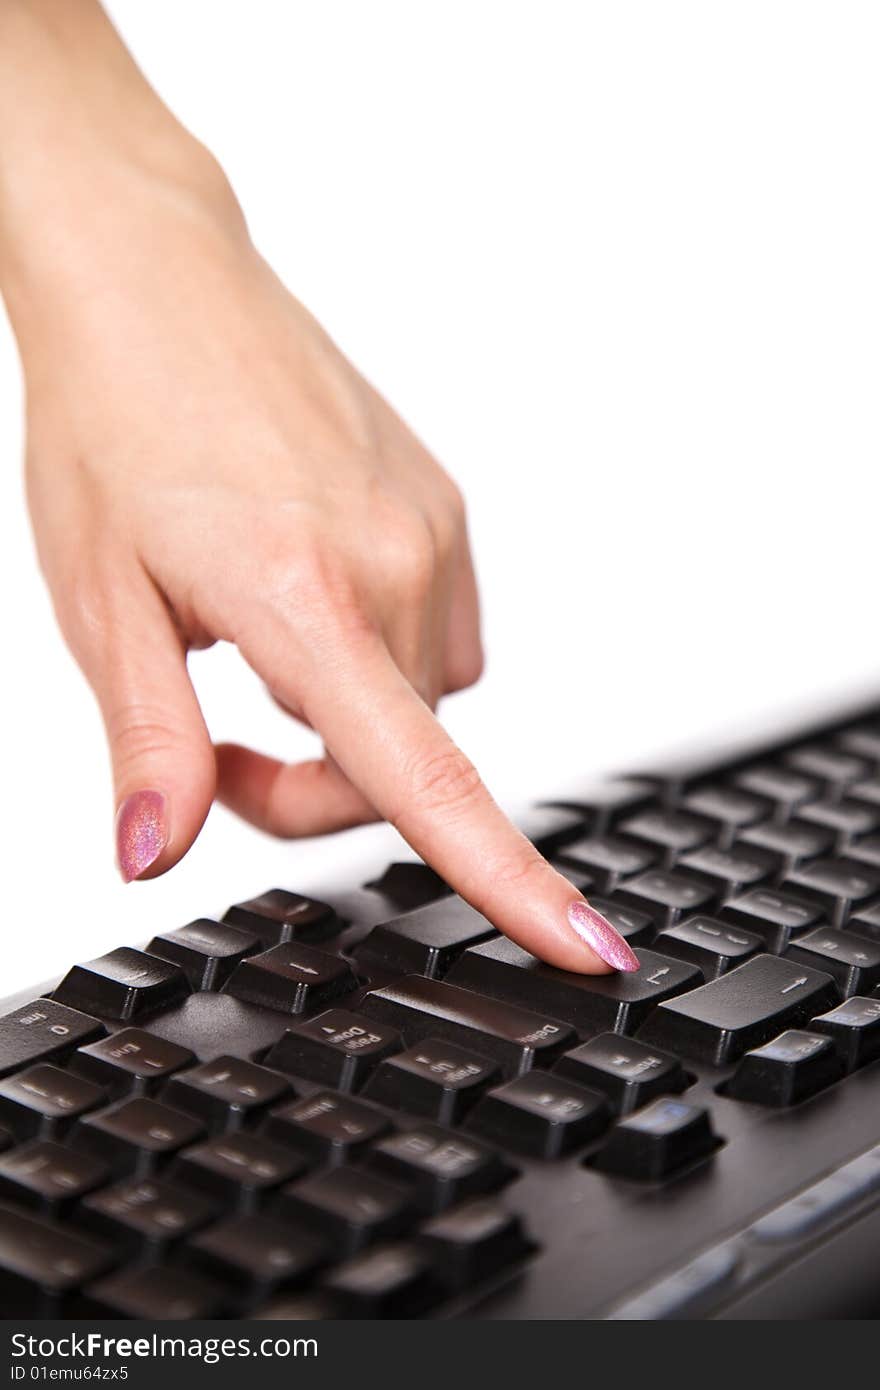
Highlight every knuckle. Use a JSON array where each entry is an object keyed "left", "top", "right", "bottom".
[{"left": 400, "top": 744, "right": 485, "bottom": 821}]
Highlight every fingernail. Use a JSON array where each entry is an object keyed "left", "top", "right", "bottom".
[
  {"left": 116, "top": 790, "right": 168, "bottom": 882},
  {"left": 567, "top": 900, "right": 640, "bottom": 971}
]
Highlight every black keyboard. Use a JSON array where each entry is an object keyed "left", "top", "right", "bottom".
[{"left": 4, "top": 700, "right": 880, "bottom": 1320}]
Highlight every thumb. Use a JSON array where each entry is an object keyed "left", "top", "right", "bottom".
[{"left": 72, "top": 567, "right": 216, "bottom": 881}]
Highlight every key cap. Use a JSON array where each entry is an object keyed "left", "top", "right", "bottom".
[
  {"left": 725, "top": 1029, "right": 842, "bottom": 1106},
  {"left": 592, "top": 1098, "right": 719, "bottom": 1180},
  {"left": 448, "top": 937, "right": 701, "bottom": 1036},
  {"left": 653, "top": 917, "right": 762, "bottom": 979},
  {"left": 849, "top": 900, "right": 880, "bottom": 941},
  {"left": 847, "top": 836, "right": 880, "bottom": 868},
  {"left": 162, "top": 1056, "right": 289, "bottom": 1133},
  {"left": 733, "top": 764, "right": 818, "bottom": 816},
  {"left": 363, "top": 1041, "right": 500, "bottom": 1125},
  {"left": 785, "top": 928, "right": 880, "bottom": 997},
  {"left": 810, "top": 997, "right": 880, "bottom": 1070},
  {"left": 783, "top": 858, "right": 880, "bottom": 927},
  {"left": 173, "top": 1132, "right": 307, "bottom": 1213},
  {"left": 584, "top": 897, "right": 656, "bottom": 945},
  {"left": 618, "top": 809, "right": 715, "bottom": 861},
  {"left": 851, "top": 777, "right": 880, "bottom": 806},
  {"left": 70, "top": 1028, "right": 195, "bottom": 1098},
  {"left": 322, "top": 1241, "right": 438, "bottom": 1317},
  {"left": 682, "top": 785, "right": 770, "bottom": 837},
  {"left": 0, "top": 999, "right": 104, "bottom": 1078},
  {"left": 553, "top": 835, "right": 657, "bottom": 894},
  {"left": 146, "top": 918, "right": 260, "bottom": 991},
  {"left": 784, "top": 744, "right": 869, "bottom": 791},
  {"left": 677, "top": 845, "right": 779, "bottom": 898},
  {"left": 362, "top": 862, "right": 450, "bottom": 913},
  {"left": 719, "top": 887, "right": 824, "bottom": 952},
  {"left": 798, "top": 799, "right": 880, "bottom": 846},
  {"left": 467, "top": 1073, "right": 608, "bottom": 1158},
  {"left": 540, "top": 780, "right": 656, "bottom": 833},
  {"left": 0, "top": 1141, "right": 109, "bottom": 1217},
  {"left": 417, "top": 1198, "right": 533, "bottom": 1289},
  {"left": 223, "top": 889, "right": 340, "bottom": 945},
  {"left": 365, "top": 1125, "right": 513, "bottom": 1214},
  {"left": 360, "top": 976, "right": 575, "bottom": 1076},
  {"left": 78, "top": 1176, "right": 217, "bottom": 1255},
  {"left": 836, "top": 725, "right": 880, "bottom": 763},
  {"left": 264, "top": 1090, "right": 389, "bottom": 1166},
  {"left": 186, "top": 1213, "right": 326, "bottom": 1301},
  {"left": 553, "top": 1034, "right": 688, "bottom": 1115},
  {"left": 612, "top": 870, "right": 718, "bottom": 929},
  {"left": 224, "top": 942, "right": 357, "bottom": 1014},
  {"left": 82, "top": 1265, "right": 227, "bottom": 1319},
  {"left": 0, "top": 1064, "right": 105, "bottom": 1141},
  {"left": 511, "top": 804, "right": 586, "bottom": 855},
  {"left": 264, "top": 1009, "right": 401, "bottom": 1092},
  {"left": 73, "top": 1097, "right": 205, "bottom": 1175},
  {"left": 0, "top": 1203, "right": 115, "bottom": 1316},
  {"left": 637, "top": 954, "right": 839, "bottom": 1065},
  {"left": 354, "top": 897, "right": 496, "bottom": 980},
  {"left": 548, "top": 859, "right": 594, "bottom": 894},
  {"left": 737, "top": 818, "right": 835, "bottom": 871},
  {"left": 54, "top": 948, "right": 190, "bottom": 1022},
  {"left": 278, "top": 1166, "right": 413, "bottom": 1257}
]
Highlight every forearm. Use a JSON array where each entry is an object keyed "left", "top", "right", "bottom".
[{"left": 0, "top": 0, "right": 241, "bottom": 343}]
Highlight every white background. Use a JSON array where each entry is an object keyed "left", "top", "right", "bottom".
[{"left": 1, "top": 1, "right": 878, "bottom": 997}]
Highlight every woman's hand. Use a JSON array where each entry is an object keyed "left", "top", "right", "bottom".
[{"left": 0, "top": 0, "right": 637, "bottom": 974}]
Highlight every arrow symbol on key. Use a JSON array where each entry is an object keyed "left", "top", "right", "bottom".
[
  {"left": 647, "top": 968, "right": 670, "bottom": 983},
  {"left": 781, "top": 976, "right": 809, "bottom": 994}
]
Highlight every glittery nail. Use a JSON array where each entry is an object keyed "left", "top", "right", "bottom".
[
  {"left": 116, "top": 790, "right": 168, "bottom": 883},
  {"left": 567, "top": 900, "right": 640, "bottom": 971}
]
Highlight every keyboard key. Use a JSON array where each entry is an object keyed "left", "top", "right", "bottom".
[
  {"left": 54, "top": 948, "right": 190, "bottom": 1022},
  {"left": 365, "top": 1125, "right": 513, "bottom": 1214},
  {"left": 784, "top": 744, "right": 869, "bottom": 791},
  {"left": 363, "top": 1041, "right": 500, "bottom": 1125},
  {"left": 278, "top": 1166, "right": 413, "bottom": 1257},
  {"left": 737, "top": 818, "right": 835, "bottom": 871},
  {"left": 146, "top": 918, "right": 260, "bottom": 990},
  {"left": 162, "top": 1056, "right": 289, "bottom": 1134},
  {"left": 0, "top": 1066, "right": 104, "bottom": 1148},
  {"left": 553, "top": 1034, "right": 688, "bottom": 1114},
  {"left": 849, "top": 900, "right": 880, "bottom": 941},
  {"left": 847, "top": 836, "right": 880, "bottom": 868},
  {"left": 0, "top": 999, "right": 104, "bottom": 1078},
  {"left": 70, "top": 1029, "right": 195, "bottom": 1098},
  {"left": 173, "top": 1133, "right": 307, "bottom": 1212},
  {"left": 637, "top": 954, "right": 839, "bottom": 1065},
  {"left": 618, "top": 809, "right": 715, "bottom": 861},
  {"left": 361, "top": 976, "right": 575, "bottom": 1076},
  {"left": 719, "top": 888, "right": 824, "bottom": 952},
  {"left": 682, "top": 785, "right": 770, "bottom": 837},
  {"left": 0, "top": 1204, "right": 115, "bottom": 1316},
  {"left": 653, "top": 917, "right": 762, "bottom": 979},
  {"left": 798, "top": 799, "right": 880, "bottom": 845},
  {"left": 612, "top": 870, "right": 718, "bottom": 929},
  {"left": 362, "top": 862, "right": 450, "bottom": 913},
  {"left": 467, "top": 1073, "right": 608, "bottom": 1158},
  {"left": 224, "top": 943, "right": 356, "bottom": 1014},
  {"left": 73, "top": 1097, "right": 205, "bottom": 1175},
  {"left": 0, "top": 1141, "right": 109, "bottom": 1217},
  {"left": 785, "top": 928, "right": 880, "bottom": 997},
  {"left": 809, "top": 997, "right": 880, "bottom": 1070},
  {"left": 264, "top": 1091, "right": 389, "bottom": 1166},
  {"left": 677, "top": 846, "right": 779, "bottom": 898},
  {"left": 783, "top": 858, "right": 880, "bottom": 927},
  {"left": 78, "top": 1176, "right": 217, "bottom": 1254},
  {"left": 82, "top": 1264, "right": 227, "bottom": 1319},
  {"left": 417, "top": 1198, "right": 533, "bottom": 1289},
  {"left": 725, "top": 1030, "right": 842, "bottom": 1106},
  {"left": 592, "top": 1098, "right": 719, "bottom": 1180},
  {"left": 733, "top": 764, "right": 818, "bottom": 815},
  {"left": 851, "top": 777, "right": 880, "bottom": 806},
  {"left": 514, "top": 804, "right": 586, "bottom": 853},
  {"left": 540, "top": 780, "right": 656, "bottom": 833},
  {"left": 549, "top": 859, "right": 595, "bottom": 893},
  {"left": 322, "top": 1242, "right": 438, "bottom": 1317},
  {"left": 836, "top": 725, "right": 880, "bottom": 763},
  {"left": 447, "top": 938, "right": 701, "bottom": 1036},
  {"left": 354, "top": 897, "right": 496, "bottom": 980},
  {"left": 223, "top": 889, "right": 340, "bottom": 945},
  {"left": 553, "top": 835, "right": 657, "bottom": 894},
  {"left": 584, "top": 897, "right": 656, "bottom": 945},
  {"left": 264, "top": 1009, "right": 401, "bottom": 1092},
  {"left": 186, "top": 1213, "right": 326, "bottom": 1300}
]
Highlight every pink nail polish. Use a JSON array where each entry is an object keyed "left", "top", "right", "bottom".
[
  {"left": 116, "top": 790, "right": 168, "bottom": 882},
  {"left": 567, "top": 900, "right": 640, "bottom": 971}
]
